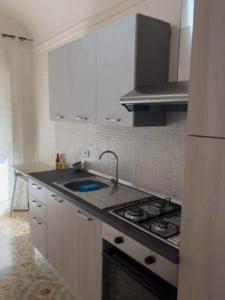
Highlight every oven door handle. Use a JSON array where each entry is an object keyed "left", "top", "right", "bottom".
[{"left": 102, "top": 248, "right": 171, "bottom": 298}]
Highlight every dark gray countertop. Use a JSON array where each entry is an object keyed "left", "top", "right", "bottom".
[{"left": 28, "top": 168, "right": 179, "bottom": 264}]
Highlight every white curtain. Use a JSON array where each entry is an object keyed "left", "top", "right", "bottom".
[
  {"left": 0, "top": 39, "right": 11, "bottom": 163},
  {"left": 0, "top": 37, "right": 33, "bottom": 215}
]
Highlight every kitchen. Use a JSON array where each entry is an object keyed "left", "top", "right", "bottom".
[{"left": 0, "top": 0, "right": 224, "bottom": 299}]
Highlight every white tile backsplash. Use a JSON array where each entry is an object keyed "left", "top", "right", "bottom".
[{"left": 55, "top": 112, "right": 187, "bottom": 200}]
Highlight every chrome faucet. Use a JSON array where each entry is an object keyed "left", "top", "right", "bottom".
[{"left": 99, "top": 150, "right": 119, "bottom": 188}]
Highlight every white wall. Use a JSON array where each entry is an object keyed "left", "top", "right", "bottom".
[
  {"left": 33, "top": 52, "right": 55, "bottom": 165},
  {"left": 178, "top": 0, "right": 194, "bottom": 80}
]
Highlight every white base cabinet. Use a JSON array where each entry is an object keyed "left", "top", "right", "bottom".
[
  {"left": 29, "top": 181, "right": 102, "bottom": 300},
  {"left": 46, "top": 189, "right": 102, "bottom": 300}
]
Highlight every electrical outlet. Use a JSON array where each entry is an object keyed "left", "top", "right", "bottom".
[{"left": 82, "top": 149, "right": 90, "bottom": 159}]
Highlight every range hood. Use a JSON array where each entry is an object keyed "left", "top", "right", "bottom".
[{"left": 120, "top": 81, "right": 189, "bottom": 112}]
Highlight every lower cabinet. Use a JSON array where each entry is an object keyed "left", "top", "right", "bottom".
[
  {"left": 29, "top": 211, "right": 47, "bottom": 257},
  {"left": 46, "top": 189, "right": 102, "bottom": 300},
  {"left": 29, "top": 183, "right": 47, "bottom": 257},
  {"left": 78, "top": 209, "right": 102, "bottom": 300}
]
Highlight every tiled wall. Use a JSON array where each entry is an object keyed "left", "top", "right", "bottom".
[{"left": 55, "top": 112, "right": 187, "bottom": 200}]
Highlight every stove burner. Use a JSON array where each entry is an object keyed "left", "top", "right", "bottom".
[
  {"left": 154, "top": 220, "right": 169, "bottom": 232},
  {"left": 150, "top": 219, "right": 179, "bottom": 238},
  {"left": 124, "top": 207, "right": 148, "bottom": 222},
  {"left": 129, "top": 207, "right": 144, "bottom": 216}
]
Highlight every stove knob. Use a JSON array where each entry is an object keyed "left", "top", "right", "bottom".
[
  {"left": 144, "top": 255, "right": 156, "bottom": 265},
  {"left": 114, "top": 236, "right": 124, "bottom": 244}
]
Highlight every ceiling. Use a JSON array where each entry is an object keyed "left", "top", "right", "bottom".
[{"left": 0, "top": 0, "right": 128, "bottom": 46}]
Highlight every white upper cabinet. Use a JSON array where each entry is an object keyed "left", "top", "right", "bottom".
[
  {"left": 96, "top": 14, "right": 171, "bottom": 127},
  {"left": 48, "top": 14, "right": 171, "bottom": 126},
  {"left": 48, "top": 32, "right": 97, "bottom": 123},
  {"left": 96, "top": 16, "right": 135, "bottom": 127},
  {"left": 49, "top": 44, "right": 71, "bottom": 121},
  {"left": 69, "top": 32, "right": 97, "bottom": 123}
]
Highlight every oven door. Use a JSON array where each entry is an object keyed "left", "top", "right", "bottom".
[{"left": 102, "top": 240, "right": 177, "bottom": 300}]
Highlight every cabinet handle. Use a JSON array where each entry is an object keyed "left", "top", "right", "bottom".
[
  {"left": 74, "top": 116, "right": 88, "bottom": 121},
  {"left": 105, "top": 117, "right": 121, "bottom": 122},
  {"left": 76, "top": 210, "right": 92, "bottom": 221},
  {"left": 51, "top": 194, "right": 64, "bottom": 203},
  {"left": 54, "top": 115, "right": 64, "bottom": 120},
  {"left": 32, "top": 217, "right": 42, "bottom": 225},
  {"left": 32, "top": 200, "right": 42, "bottom": 208},
  {"left": 33, "top": 186, "right": 42, "bottom": 190},
  {"left": 32, "top": 183, "right": 42, "bottom": 190}
]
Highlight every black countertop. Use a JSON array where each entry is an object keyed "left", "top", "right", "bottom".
[{"left": 28, "top": 168, "right": 179, "bottom": 264}]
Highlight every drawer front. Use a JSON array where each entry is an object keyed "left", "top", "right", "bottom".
[
  {"left": 29, "top": 213, "right": 47, "bottom": 257},
  {"left": 46, "top": 189, "right": 65, "bottom": 203},
  {"left": 29, "top": 180, "right": 46, "bottom": 204},
  {"left": 29, "top": 196, "right": 46, "bottom": 222}
]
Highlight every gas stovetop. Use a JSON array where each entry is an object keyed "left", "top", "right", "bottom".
[{"left": 108, "top": 195, "right": 181, "bottom": 248}]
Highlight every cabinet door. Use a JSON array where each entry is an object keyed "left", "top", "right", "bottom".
[
  {"left": 46, "top": 192, "right": 62, "bottom": 271},
  {"left": 48, "top": 44, "right": 71, "bottom": 121},
  {"left": 69, "top": 32, "right": 97, "bottom": 123},
  {"left": 96, "top": 16, "right": 135, "bottom": 127},
  {"left": 29, "top": 212, "right": 46, "bottom": 257},
  {"left": 188, "top": 0, "right": 225, "bottom": 138},
  {"left": 46, "top": 190, "right": 102, "bottom": 299},
  {"left": 46, "top": 191, "right": 80, "bottom": 297},
  {"left": 76, "top": 209, "right": 102, "bottom": 300},
  {"left": 178, "top": 136, "right": 225, "bottom": 299}
]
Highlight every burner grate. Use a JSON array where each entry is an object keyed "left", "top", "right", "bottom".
[{"left": 108, "top": 196, "right": 181, "bottom": 246}]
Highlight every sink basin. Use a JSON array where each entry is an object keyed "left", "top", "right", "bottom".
[
  {"left": 63, "top": 179, "right": 109, "bottom": 192},
  {"left": 54, "top": 175, "right": 150, "bottom": 209},
  {"left": 54, "top": 176, "right": 110, "bottom": 193}
]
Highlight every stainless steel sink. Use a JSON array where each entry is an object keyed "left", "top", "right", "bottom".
[
  {"left": 54, "top": 175, "right": 149, "bottom": 209},
  {"left": 54, "top": 176, "right": 110, "bottom": 192}
]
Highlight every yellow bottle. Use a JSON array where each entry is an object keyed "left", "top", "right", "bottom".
[{"left": 58, "top": 154, "right": 65, "bottom": 170}]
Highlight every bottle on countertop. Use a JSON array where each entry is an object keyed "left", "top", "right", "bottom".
[
  {"left": 55, "top": 153, "right": 60, "bottom": 170},
  {"left": 58, "top": 154, "right": 65, "bottom": 170}
]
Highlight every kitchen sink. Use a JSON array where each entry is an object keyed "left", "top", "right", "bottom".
[
  {"left": 63, "top": 178, "right": 109, "bottom": 192},
  {"left": 54, "top": 175, "right": 149, "bottom": 209},
  {"left": 54, "top": 176, "right": 110, "bottom": 193}
]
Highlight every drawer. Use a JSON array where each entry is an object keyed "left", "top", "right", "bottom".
[
  {"left": 46, "top": 189, "right": 65, "bottom": 203},
  {"left": 29, "top": 180, "right": 46, "bottom": 204},
  {"left": 29, "top": 196, "right": 46, "bottom": 222},
  {"left": 29, "top": 213, "right": 47, "bottom": 257}
]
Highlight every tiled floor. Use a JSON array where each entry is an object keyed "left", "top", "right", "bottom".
[{"left": 0, "top": 212, "right": 76, "bottom": 300}]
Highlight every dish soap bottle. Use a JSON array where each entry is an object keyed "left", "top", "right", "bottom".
[
  {"left": 55, "top": 153, "right": 60, "bottom": 170},
  {"left": 58, "top": 154, "right": 65, "bottom": 170}
]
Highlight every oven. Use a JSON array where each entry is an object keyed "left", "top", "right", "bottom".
[{"left": 102, "top": 224, "right": 177, "bottom": 300}]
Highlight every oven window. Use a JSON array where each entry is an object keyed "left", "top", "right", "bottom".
[
  {"left": 103, "top": 257, "right": 159, "bottom": 300},
  {"left": 102, "top": 241, "right": 177, "bottom": 300}
]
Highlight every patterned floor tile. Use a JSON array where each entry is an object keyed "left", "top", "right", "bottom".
[{"left": 0, "top": 212, "right": 76, "bottom": 300}]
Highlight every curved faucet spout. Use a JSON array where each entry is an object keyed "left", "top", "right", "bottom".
[{"left": 99, "top": 150, "right": 119, "bottom": 187}]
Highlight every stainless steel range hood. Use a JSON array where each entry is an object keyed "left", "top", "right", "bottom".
[{"left": 120, "top": 81, "right": 189, "bottom": 112}]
